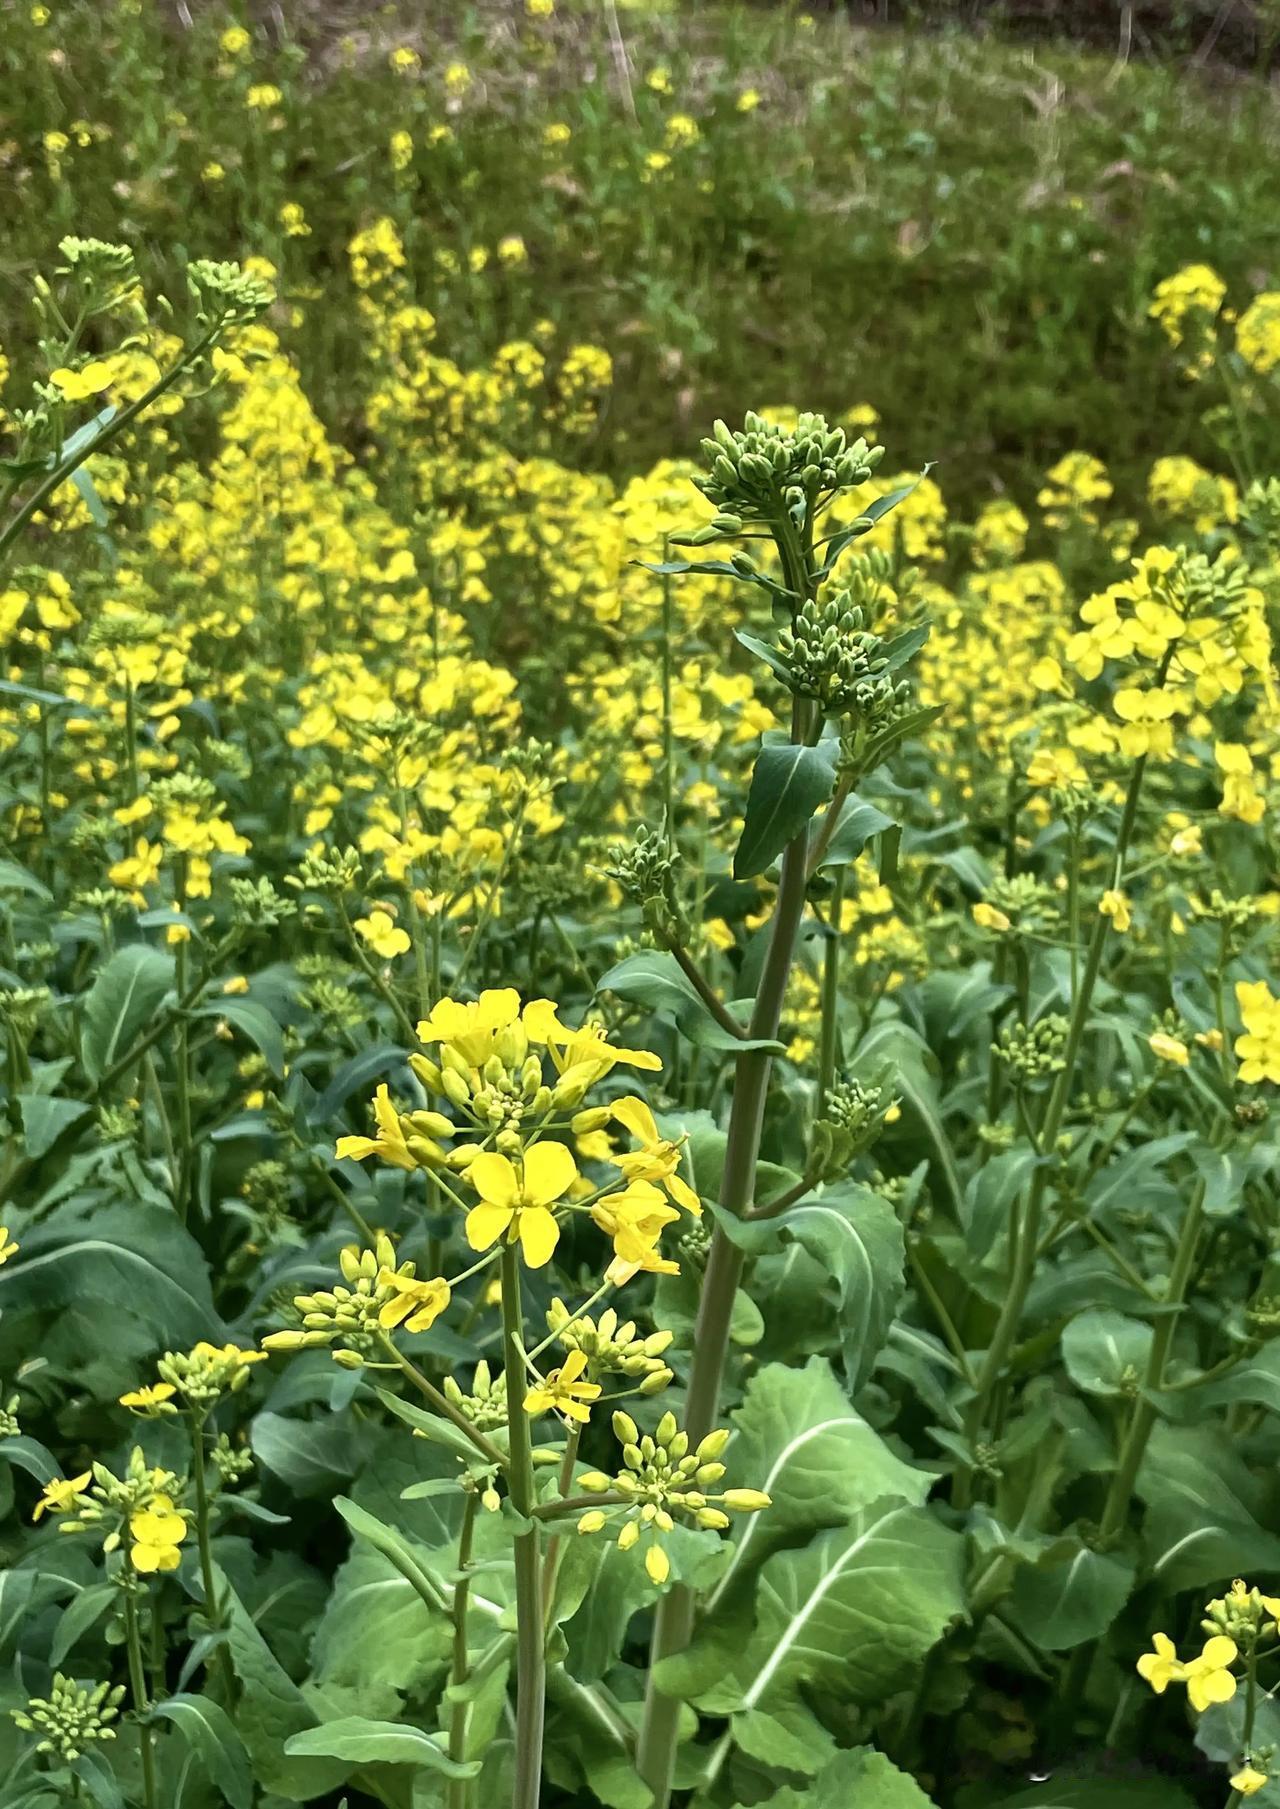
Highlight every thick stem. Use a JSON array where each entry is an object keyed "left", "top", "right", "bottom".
[
  {"left": 501, "top": 1244, "right": 546, "bottom": 1809},
  {"left": 448, "top": 1492, "right": 480, "bottom": 1809},
  {"left": 637, "top": 693, "right": 817, "bottom": 1805},
  {"left": 190, "top": 1413, "right": 235, "bottom": 1698},
  {"left": 815, "top": 866, "right": 847, "bottom": 1121},
  {"left": 123, "top": 1588, "right": 157, "bottom": 1809}
]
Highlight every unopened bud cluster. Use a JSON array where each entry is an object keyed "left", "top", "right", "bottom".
[
  {"left": 684, "top": 411, "right": 885, "bottom": 531},
  {"left": 546, "top": 1299, "right": 674, "bottom": 1389},
  {"left": 11, "top": 1675, "right": 125, "bottom": 1763},
  {"left": 263, "top": 1237, "right": 420, "bottom": 1362},
  {"left": 290, "top": 845, "right": 361, "bottom": 896},
  {"left": 810, "top": 1076, "right": 895, "bottom": 1178},
  {"left": 443, "top": 1361, "right": 508, "bottom": 1433},
  {"left": 576, "top": 1411, "right": 770, "bottom": 1583},
  {"left": 153, "top": 1341, "right": 266, "bottom": 1408},
  {"left": 411, "top": 1027, "right": 557, "bottom": 1140},
  {"left": 188, "top": 257, "right": 275, "bottom": 328},
  {"left": 604, "top": 825, "right": 682, "bottom": 937},
  {"left": 993, "top": 1015, "right": 1069, "bottom": 1087},
  {"left": 1203, "top": 1580, "right": 1280, "bottom": 1649},
  {"left": 775, "top": 593, "right": 893, "bottom": 714}
]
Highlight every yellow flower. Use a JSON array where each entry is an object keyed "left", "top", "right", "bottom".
[
  {"left": 355, "top": 908, "right": 410, "bottom": 959},
  {"left": 524, "top": 1349, "right": 601, "bottom": 1424},
  {"left": 130, "top": 1497, "right": 188, "bottom": 1573},
  {"left": 389, "top": 46, "right": 420, "bottom": 73},
  {"left": 602, "top": 1097, "right": 700, "bottom": 1217},
  {"left": 417, "top": 987, "right": 523, "bottom": 1061},
  {"left": 1137, "top": 1631, "right": 1186, "bottom": 1694},
  {"left": 1235, "top": 979, "right": 1280, "bottom": 1084},
  {"left": 50, "top": 362, "right": 113, "bottom": 402},
  {"left": 1230, "top": 1768, "right": 1269, "bottom": 1797},
  {"left": 971, "top": 902, "right": 1011, "bottom": 934},
  {"left": 1100, "top": 889, "right": 1131, "bottom": 933},
  {"left": 377, "top": 1271, "right": 451, "bottom": 1333},
  {"left": 465, "top": 1143, "right": 578, "bottom": 1268},
  {"left": 592, "top": 1181, "right": 680, "bottom": 1272},
  {"left": 33, "top": 1472, "right": 92, "bottom": 1521},
  {"left": 336, "top": 1083, "right": 417, "bottom": 1169},
  {"left": 119, "top": 1382, "right": 178, "bottom": 1415},
  {"left": 1148, "top": 1032, "right": 1189, "bottom": 1067},
  {"left": 1183, "top": 1635, "right": 1238, "bottom": 1713},
  {"left": 736, "top": 88, "right": 761, "bottom": 112},
  {"left": 389, "top": 129, "right": 413, "bottom": 172},
  {"left": 0, "top": 1227, "right": 17, "bottom": 1265},
  {"left": 223, "top": 975, "right": 250, "bottom": 995},
  {"left": 220, "top": 24, "right": 250, "bottom": 55}
]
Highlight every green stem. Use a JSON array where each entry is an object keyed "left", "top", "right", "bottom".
[
  {"left": 660, "top": 535, "right": 675, "bottom": 851},
  {"left": 384, "top": 1338, "right": 508, "bottom": 1472},
  {"left": 1096, "top": 1180, "right": 1206, "bottom": 1543},
  {"left": 638, "top": 688, "right": 819, "bottom": 1804},
  {"left": 448, "top": 1492, "right": 480, "bottom": 1809},
  {"left": 660, "top": 934, "right": 746, "bottom": 1043},
  {"left": 501, "top": 1244, "right": 546, "bottom": 1809},
  {"left": 123, "top": 1588, "right": 157, "bottom": 1809},
  {"left": 816, "top": 867, "right": 847, "bottom": 1121},
  {"left": 541, "top": 1424, "right": 582, "bottom": 1628},
  {"left": 0, "top": 331, "right": 216, "bottom": 568},
  {"left": 190, "top": 1412, "right": 236, "bottom": 1697},
  {"left": 953, "top": 749, "right": 1152, "bottom": 1508}
]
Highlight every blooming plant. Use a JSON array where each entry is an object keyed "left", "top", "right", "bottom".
[{"left": 1, "top": 28, "right": 1280, "bottom": 1809}]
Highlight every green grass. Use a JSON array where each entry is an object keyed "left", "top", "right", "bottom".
[{"left": 3, "top": 0, "right": 1279, "bottom": 504}]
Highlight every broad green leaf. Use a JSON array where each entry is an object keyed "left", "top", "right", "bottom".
[
  {"left": 51, "top": 1582, "right": 117, "bottom": 1665},
  {"left": 223, "top": 1572, "right": 349, "bottom": 1801},
  {"left": 284, "top": 1716, "right": 480, "bottom": 1778},
  {"left": 704, "top": 1358, "right": 930, "bottom": 1615},
  {"left": 0, "top": 1204, "right": 219, "bottom": 1346},
  {"left": 986, "top": 1784, "right": 1197, "bottom": 1808},
  {"left": 16, "top": 1094, "right": 91, "bottom": 1161},
  {"left": 598, "top": 951, "right": 780, "bottom": 1053},
  {"left": 191, "top": 996, "right": 285, "bottom": 1077},
  {"left": 334, "top": 1496, "right": 451, "bottom": 1614},
  {"left": 735, "top": 1743, "right": 938, "bottom": 1807},
  {"left": 311, "top": 1045, "right": 408, "bottom": 1128},
  {"left": 1005, "top": 1544, "right": 1135, "bottom": 1651},
  {"left": 251, "top": 1411, "right": 370, "bottom": 1495},
  {"left": 80, "top": 944, "right": 175, "bottom": 1082},
  {"left": 310, "top": 1544, "right": 452, "bottom": 1715},
  {"left": 1061, "top": 1310, "right": 1154, "bottom": 1398},
  {"left": 717, "top": 1184, "right": 905, "bottom": 1387},
  {"left": 681, "top": 1498, "right": 963, "bottom": 1726},
  {"left": 808, "top": 793, "right": 896, "bottom": 871},
  {"left": 152, "top": 1695, "right": 253, "bottom": 1809},
  {"left": 734, "top": 740, "right": 836, "bottom": 880}
]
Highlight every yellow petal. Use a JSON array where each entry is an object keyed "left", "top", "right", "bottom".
[
  {"left": 465, "top": 1200, "right": 513, "bottom": 1252},
  {"left": 518, "top": 1205, "right": 560, "bottom": 1268},
  {"left": 468, "top": 1152, "right": 520, "bottom": 1208},
  {"left": 522, "top": 1140, "right": 578, "bottom": 1206},
  {"left": 610, "top": 1095, "right": 659, "bottom": 1145}
]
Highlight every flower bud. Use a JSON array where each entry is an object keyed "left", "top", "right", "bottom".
[
  {"left": 408, "top": 1053, "right": 443, "bottom": 1094},
  {"left": 612, "top": 1411, "right": 639, "bottom": 1447},
  {"left": 721, "top": 1489, "right": 771, "bottom": 1512}
]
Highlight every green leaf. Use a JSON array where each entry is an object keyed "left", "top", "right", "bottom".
[
  {"left": 152, "top": 1695, "right": 253, "bottom": 1809},
  {"left": 683, "top": 1498, "right": 964, "bottom": 1726},
  {"left": 1004, "top": 1543, "right": 1135, "bottom": 1651},
  {"left": 81, "top": 944, "right": 175, "bottom": 1082},
  {"left": 223, "top": 1572, "right": 349, "bottom": 1801},
  {"left": 704, "top": 1358, "right": 930, "bottom": 1614},
  {"left": 284, "top": 1717, "right": 480, "bottom": 1778},
  {"left": 0, "top": 1204, "right": 219, "bottom": 1345},
  {"left": 734, "top": 740, "right": 836, "bottom": 880},
  {"left": 598, "top": 951, "right": 780, "bottom": 1053},
  {"left": 985, "top": 1784, "right": 1197, "bottom": 1808},
  {"left": 16, "top": 1093, "right": 91, "bottom": 1161},
  {"left": 251, "top": 1412, "right": 369, "bottom": 1495},
  {"left": 51, "top": 1582, "right": 117, "bottom": 1665},
  {"left": 716, "top": 1184, "right": 905, "bottom": 1387},
  {"left": 808, "top": 793, "right": 896, "bottom": 871},
  {"left": 733, "top": 628, "right": 791, "bottom": 683},
  {"left": 737, "top": 1743, "right": 938, "bottom": 1807},
  {"left": 1061, "top": 1310, "right": 1154, "bottom": 1398},
  {"left": 191, "top": 996, "right": 285, "bottom": 1077},
  {"left": 334, "top": 1496, "right": 451, "bottom": 1614},
  {"left": 374, "top": 1388, "right": 501, "bottom": 1469},
  {"left": 310, "top": 1542, "right": 453, "bottom": 1718}
]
